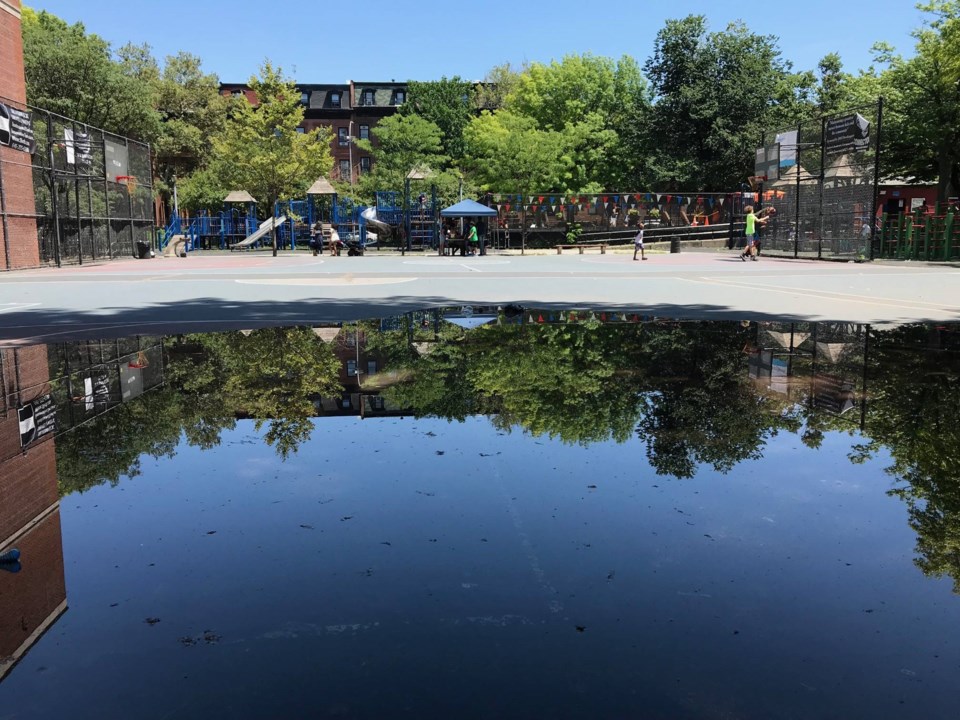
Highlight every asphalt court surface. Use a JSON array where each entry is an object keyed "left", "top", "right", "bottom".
[{"left": 1, "top": 251, "right": 957, "bottom": 344}]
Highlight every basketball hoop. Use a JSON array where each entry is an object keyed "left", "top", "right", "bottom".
[
  {"left": 128, "top": 351, "right": 149, "bottom": 369},
  {"left": 116, "top": 175, "right": 138, "bottom": 194},
  {"left": 747, "top": 175, "right": 767, "bottom": 191}
]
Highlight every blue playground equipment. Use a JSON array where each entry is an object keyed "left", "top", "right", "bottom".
[
  {"left": 370, "top": 171, "right": 439, "bottom": 253},
  {"left": 159, "top": 192, "right": 259, "bottom": 253}
]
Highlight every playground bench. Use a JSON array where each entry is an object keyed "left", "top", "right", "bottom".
[{"left": 556, "top": 243, "right": 607, "bottom": 255}]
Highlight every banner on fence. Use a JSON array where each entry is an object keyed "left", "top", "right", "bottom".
[{"left": 825, "top": 113, "right": 870, "bottom": 155}]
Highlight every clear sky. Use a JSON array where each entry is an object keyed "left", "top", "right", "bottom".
[{"left": 27, "top": 0, "right": 923, "bottom": 83}]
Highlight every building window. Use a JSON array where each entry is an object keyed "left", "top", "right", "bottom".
[
  {"left": 371, "top": 396, "right": 385, "bottom": 411},
  {"left": 231, "top": 90, "right": 244, "bottom": 98},
  {"left": 366, "top": 360, "right": 377, "bottom": 375},
  {"left": 359, "top": 124, "right": 369, "bottom": 140},
  {"left": 329, "top": 92, "right": 341, "bottom": 108},
  {"left": 340, "top": 159, "right": 351, "bottom": 181},
  {"left": 295, "top": 127, "right": 305, "bottom": 134},
  {"left": 394, "top": 90, "right": 405, "bottom": 105},
  {"left": 341, "top": 395, "right": 352, "bottom": 409},
  {"left": 361, "top": 90, "right": 376, "bottom": 106},
  {"left": 346, "top": 359, "right": 357, "bottom": 376},
  {"left": 300, "top": 91, "right": 310, "bottom": 105},
  {"left": 338, "top": 127, "right": 349, "bottom": 146},
  {"left": 360, "top": 157, "right": 371, "bottom": 173}
]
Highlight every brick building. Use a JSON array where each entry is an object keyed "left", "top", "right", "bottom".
[
  {"left": 0, "top": 0, "right": 39, "bottom": 270},
  {"left": 220, "top": 80, "right": 407, "bottom": 183}
]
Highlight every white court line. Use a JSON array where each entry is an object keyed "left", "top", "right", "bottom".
[
  {"left": 0, "top": 303, "right": 40, "bottom": 314},
  {"left": 685, "top": 276, "right": 960, "bottom": 312}
]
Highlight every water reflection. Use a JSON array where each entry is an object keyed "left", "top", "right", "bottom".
[{"left": 1, "top": 313, "right": 959, "bottom": 716}]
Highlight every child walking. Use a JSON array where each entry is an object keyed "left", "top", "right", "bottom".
[{"left": 633, "top": 222, "right": 647, "bottom": 261}]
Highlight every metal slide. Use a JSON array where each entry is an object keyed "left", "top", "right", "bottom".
[
  {"left": 230, "top": 216, "right": 287, "bottom": 249},
  {"left": 360, "top": 207, "right": 392, "bottom": 242}
]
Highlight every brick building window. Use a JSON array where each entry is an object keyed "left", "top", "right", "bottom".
[
  {"left": 300, "top": 91, "right": 310, "bottom": 105},
  {"left": 338, "top": 127, "right": 349, "bottom": 146},
  {"left": 329, "top": 92, "right": 341, "bottom": 108},
  {"left": 393, "top": 90, "right": 405, "bottom": 105},
  {"left": 361, "top": 90, "right": 376, "bottom": 106},
  {"left": 359, "top": 125, "right": 369, "bottom": 140},
  {"left": 340, "top": 159, "right": 351, "bottom": 181},
  {"left": 360, "top": 157, "right": 371, "bottom": 173}
]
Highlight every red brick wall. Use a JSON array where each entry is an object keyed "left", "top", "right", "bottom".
[
  {"left": 0, "top": 345, "right": 57, "bottom": 542},
  {"left": 1, "top": 0, "right": 41, "bottom": 270}
]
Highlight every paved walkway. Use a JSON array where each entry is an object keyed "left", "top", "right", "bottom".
[{"left": 0, "top": 249, "right": 957, "bottom": 343}]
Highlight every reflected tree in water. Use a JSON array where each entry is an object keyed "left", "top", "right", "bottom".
[
  {"left": 636, "top": 324, "right": 803, "bottom": 478},
  {"left": 850, "top": 326, "right": 960, "bottom": 591},
  {"left": 56, "top": 328, "right": 342, "bottom": 494}
]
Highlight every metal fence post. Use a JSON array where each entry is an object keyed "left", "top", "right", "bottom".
[
  {"left": 0, "top": 147, "right": 10, "bottom": 269},
  {"left": 46, "top": 111, "right": 63, "bottom": 267},
  {"left": 794, "top": 122, "right": 802, "bottom": 259},
  {"left": 817, "top": 116, "right": 827, "bottom": 260},
  {"left": 869, "top": 97, "right": 884, "bottom": 261}
]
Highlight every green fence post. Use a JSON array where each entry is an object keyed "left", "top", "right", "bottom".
[{"left": 945, "top": 211, "right": 955, "bottom": 261}]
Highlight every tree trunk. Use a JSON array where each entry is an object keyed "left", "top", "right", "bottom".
[{"left": 271, "top": 196, "right": 278, "bottom": 257}]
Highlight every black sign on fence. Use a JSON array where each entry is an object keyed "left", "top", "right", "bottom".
[
  {"left": 18, "top": 394, "right": 57, "bottom": 448},
  {"left": 825, "top": 113, "right": 870, "bottom": 155},
  {"left": 0, "top": 102, "right": 36, "bottom": 154}
]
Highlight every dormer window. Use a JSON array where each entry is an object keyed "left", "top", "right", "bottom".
[
  {"left": 329, "top": 92, "right": 341, "bottom": 108},
  {"left": 300, "top": 91, "right": 310, "bottom": 105},
  {"left": 393, "top": 90, "right": 405, "bottom": 105},
  {"left": 361, "top": 90, "right": 376, "bottom": 106}
]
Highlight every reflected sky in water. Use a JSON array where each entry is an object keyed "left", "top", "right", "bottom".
[{"left": 1, "top": 315, "right": 958, "bottom": 719}]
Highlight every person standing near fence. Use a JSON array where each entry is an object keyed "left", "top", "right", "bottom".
[
  {"left": 633, "top": 222, "right": 647, "bottom": 261},
  {"left": 740, "top": 206, "right": 768, "bottom": 261}
]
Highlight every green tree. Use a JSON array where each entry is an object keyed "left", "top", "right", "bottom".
[
  {"left": 644, "top": 16, "right": 799, "bottom": 189},
  {"left": 402, "top": 77, "right": 476, "bottom": 160},
  {"left": 210, "top": 62, "right": 332, "bottom": 255},
  {"left": 463, "top": 110, "right": 573, "bottom": 193},
  {"left": 354, "top": 113, "right": 465, "bottom": 205},
  {"left": 21, "top": 8, "right": 160, "bottom": 141},
  {"left": 872, "top": 1, "right": 960, "bottom": 201},
  {"left": 503, "top": 53, "right": 647, "bottom": 190},
  {"left": 475, "top": 63, "right": 521, "bottom": 111}
]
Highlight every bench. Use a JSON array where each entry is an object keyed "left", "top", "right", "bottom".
[{"left": 556, "top": 243, "right": 607, "bottom": 255}]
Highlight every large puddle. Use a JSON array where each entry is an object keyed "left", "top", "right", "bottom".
[{"left": 1, "top": 311, "right": 958, "bottom": 718}]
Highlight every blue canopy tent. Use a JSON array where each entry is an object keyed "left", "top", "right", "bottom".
[
  {"left": 439, "top": 199, "right": 498, "bottom": 255},
  {"left": 439, "top": 199, "right": 499, "bottom": 218}
]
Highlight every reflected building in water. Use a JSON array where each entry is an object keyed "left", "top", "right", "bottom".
[
  {"left": 0, "top": 345, "right": 66, "bottom": 682},
  {"left": 0, "top": 337, "right": 165, "bottom": 681}
]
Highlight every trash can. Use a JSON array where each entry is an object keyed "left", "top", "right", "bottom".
[
  {"left": 135, "top": 240, "right": 151, "bottom": 259},
  {"left": 670, "top": 237, "right": 681, "bottom": 254}
]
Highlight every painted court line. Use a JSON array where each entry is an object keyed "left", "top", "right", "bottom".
[
  {"left": 0, "top": 303, "right": 40, "bottom": 314},
  {"left": 686, "top": 276, "right": 960, "bottom": 312}
]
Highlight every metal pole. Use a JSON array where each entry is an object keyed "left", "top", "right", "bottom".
[
  {"left": 794, "top": 122, "right": 802, "bottom": 258},
  {"left": 73, "top": 122, "right": 83, "bottom": 265},
  {"left": 0, "top": 148, "right": 10, "bottom": 270},
  {"left": 817, "top": 116, "right": 827, "bottom": 260},
  {"left": 348, "top": 121, "right": 354, "bottom": 185},
  {"left": 125, "top": 138, "right": 134, "bottom": 257},
  {"left": 868, "top": 97, "right": 884, "bottom": 261},
  {"left": 103, "top": 132, "right": 113, "bottom": 258},
  {"left": 47, "top": 112, "right": 63, "bottom": 267}
]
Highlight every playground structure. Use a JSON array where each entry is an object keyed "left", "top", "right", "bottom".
[
  {"left": 158, "top": 179, "right": 366, "bottom": 254},
  {"left": 877, "top": 203, "right": 959, "bottom": 260}
]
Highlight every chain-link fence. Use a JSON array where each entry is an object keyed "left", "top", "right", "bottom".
[
  {"left": 0, "top": 95, "right": 154, "bottom": 268},
  {"left": 757, "top": 102, "right": 882, "bottom": 260}
]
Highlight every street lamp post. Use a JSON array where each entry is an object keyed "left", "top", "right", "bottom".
[{"left": 348, "top": 120, "right": 354, "bottom": 185}]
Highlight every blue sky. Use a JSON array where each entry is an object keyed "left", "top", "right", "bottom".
[{"left": 28, "top": 0, "right": 923, "bottom": 83}]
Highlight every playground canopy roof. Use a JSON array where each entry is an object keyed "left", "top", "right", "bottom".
[
  {"left": 440, "top": 199, "right": 498, "bottom": 218},
  {"left": 769, "top": 164, "right": 817, "bottom": 187},
  {"left": 224, "top": 190, "right": 256, "bottom": 203},
  {"left": 307, "top": 177, "right": 337, "bottom": 195}
]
